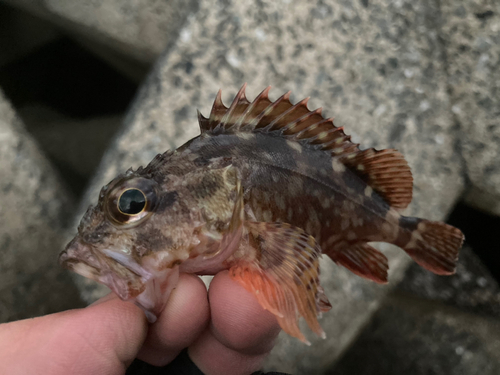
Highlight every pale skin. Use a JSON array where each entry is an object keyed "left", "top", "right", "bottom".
[{"left": 0, "top": 271, "right": 281, "bottom": 375}]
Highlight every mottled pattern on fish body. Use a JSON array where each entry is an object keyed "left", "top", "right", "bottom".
[
  {"left": 186, "top": 132, "right": 391, "bottom": 244},
  {"left": 60, "top": 85, "right": 464, "bottom": 343}
]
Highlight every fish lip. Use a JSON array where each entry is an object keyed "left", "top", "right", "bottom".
[
  {"left": 60, "top": 237, "right": 151, "bottom": 289},
  {"left": 59, "top": 255, "right": 96, "bottom": 272},
  {"left": 59, "top": 237, "right": 103, "bottom": 273}
]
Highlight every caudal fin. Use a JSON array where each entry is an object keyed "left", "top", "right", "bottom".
[{"left": 401, "top": 218, "right": 464, "bottom": 275}]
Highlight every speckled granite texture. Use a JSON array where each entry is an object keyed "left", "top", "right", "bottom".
[
  {"left": 0, "top": 89, "right": 84, "bottom": 322},
  {"left": 441, "top": 0, "right": 500, "bottom": 215}
]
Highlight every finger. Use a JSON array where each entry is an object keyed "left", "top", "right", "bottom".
[
  {"left": 0, "top": 294, "right": 147, "bottom": 375},
  {"left": 88, "top": 291, "right": 117, "bottom": 306},
  {"left": 137, "top": 273, "right": 210, "bottom": 366},
  {"left": 207, "top": 271, "right": 281, "bottom": 355},
  {"left": 189, "top": 271, "right": 281, "bottom": 375}
]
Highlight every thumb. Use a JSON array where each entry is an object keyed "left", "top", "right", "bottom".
[{"left": 0, "top": 294, "right": 147, "bottom": 375}]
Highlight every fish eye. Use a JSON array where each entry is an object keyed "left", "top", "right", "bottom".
[
  {"left": 118, "top": 189, "right": 146, "bottom": 215},
  {"left": 105, "top": 177, "right": 157, "bottom": 226}
]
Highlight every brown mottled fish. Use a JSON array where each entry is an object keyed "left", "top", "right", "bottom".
[{"left": 60, "top": 85, "right": 464, "bottom": 343}]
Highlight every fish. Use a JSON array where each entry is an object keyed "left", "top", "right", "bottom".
[{"left": 60, "top": 84, "right": 464, "bottom": 343}]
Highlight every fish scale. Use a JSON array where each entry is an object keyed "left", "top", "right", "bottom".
[{"left": 60, "top": 84, "right": 464, "bottom": 343}]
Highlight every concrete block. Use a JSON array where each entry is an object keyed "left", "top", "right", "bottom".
[
  {"left": 2, "top": 0, "right": 199, "bottom": 63},
  {"left": 0, "top": 89, "right": 85, "bottom": 322},
  {"left": 399, "top": 245, "right": 500, "bottom": 317},
  {"left": 20, "top": 105, "right": 123, "bottom": 187},
  {"left": 332, "top": 293, "right": 500, "bottom": 375},
  {"left": 0, "top": 3, "right": 59, "bottom": 69},
  {"left": 441, "top": 1, "right": 500, "bottom": 215}
]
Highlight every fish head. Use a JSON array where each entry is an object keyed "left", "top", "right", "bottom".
[{"left": 60, "top": 170, "right": 202, "bottom": 320}]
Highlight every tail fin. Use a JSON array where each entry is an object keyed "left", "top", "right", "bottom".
[{"left": 400, "top": 218, "right": 464, "bottom": 275}]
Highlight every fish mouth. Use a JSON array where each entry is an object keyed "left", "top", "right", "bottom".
[
  {"left": 60, "top": 237, "right": 150, "bottom": 300},
  {"left": 60, "top": 237, "right": 103, "bottom": 279}
]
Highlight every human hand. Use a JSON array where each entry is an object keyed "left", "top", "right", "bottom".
[{"left": 0, "top": 271, "right": 281, "bottom": 375}]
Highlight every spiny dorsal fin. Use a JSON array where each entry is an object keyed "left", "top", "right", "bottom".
[
  {"left": 200, "top": 84, "right": 253, "bottom": 133},
  {"left": 199, "top": 84, "right": 352, "bottom": 146},
  {"left": 199, "top": 85, "right": 413, "bottom": 209}
]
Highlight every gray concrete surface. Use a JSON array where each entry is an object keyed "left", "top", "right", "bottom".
[
  {"left": 356, "top": 244, "right": 500, "bottom": 375},
  {"left": 20, "top": 105, "right": 123, "bottom": 182},
  {"left": 332, "top": 292, "right": 500, "bottom": 375},
  {"left": 0, "top": 3, "right": 59, "bottom": 69},
  {"left": 66, "top": 0, "right": 469, "bottom": 372},
  {"left": 2, "top": 0, "right": 199, "bottom": 64},
  {"left": 0, "top": 89, "right": 85, "bottom": 323},
  {"left": 441, "top": 1, "right": 500, "bottom": 216},
  {"left": 399, "top": 245, "right": 500, "bottom": 317}
]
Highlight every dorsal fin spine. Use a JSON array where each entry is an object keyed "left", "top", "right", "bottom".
[
  {"left": 322, "top": 126, "right": 344, "bottom": 151},
  {"left": 244, "top": 90, "right": 285, "bottom": 132},
  {"left": 206, "top": 89, "right": 228, "bottom": 132},
  {"left": 327, "top": 136, "right": 353, "bottom": 154},
  {"left": 260, "top": 91, "right": 293, "bottom": 132},
  {"left": 282, "top": 107, "right": 322, "bottom": 135},
  {"left": 269, "top": 97, "right": 310, "bottom": 133},
  {"left": 294, "top": 122, "right": 321, "bottom": 140},
  {"left": 282, "top": 107, "right": 316, "bottom": 138},
  {"left": 219, "top": 84, "right": 248, "bottom": 132},
  {"left": 238, "top": 86, "right": 272, "bottom": 131},
  {"left": 197, "top": 109, "right": 209, "bottom": 132},
  {"left": 212, "top": 89, "right": 225, "bottom": 115},
  {"left": 298, "top": 121, "right": 340, "bottom": 143}
]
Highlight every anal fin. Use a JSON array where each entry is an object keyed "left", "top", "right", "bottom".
[
  {"left": 229, "top": 222, "right": 331, "bottom": 343},
  {"left": 329, "top": 243, "right": 389, "bottom": 284}
]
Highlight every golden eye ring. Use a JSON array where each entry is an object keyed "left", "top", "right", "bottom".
[{"left": 104, "top": 177, "right": 157, "bottom": 226}]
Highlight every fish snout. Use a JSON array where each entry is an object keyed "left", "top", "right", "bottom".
[{"left": 59, "top": 237, "right": 103, "bottom": 279}]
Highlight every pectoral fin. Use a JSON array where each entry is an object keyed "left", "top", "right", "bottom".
[{"left": 229, "top": 222, "right": 331, "bottom": 343}]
